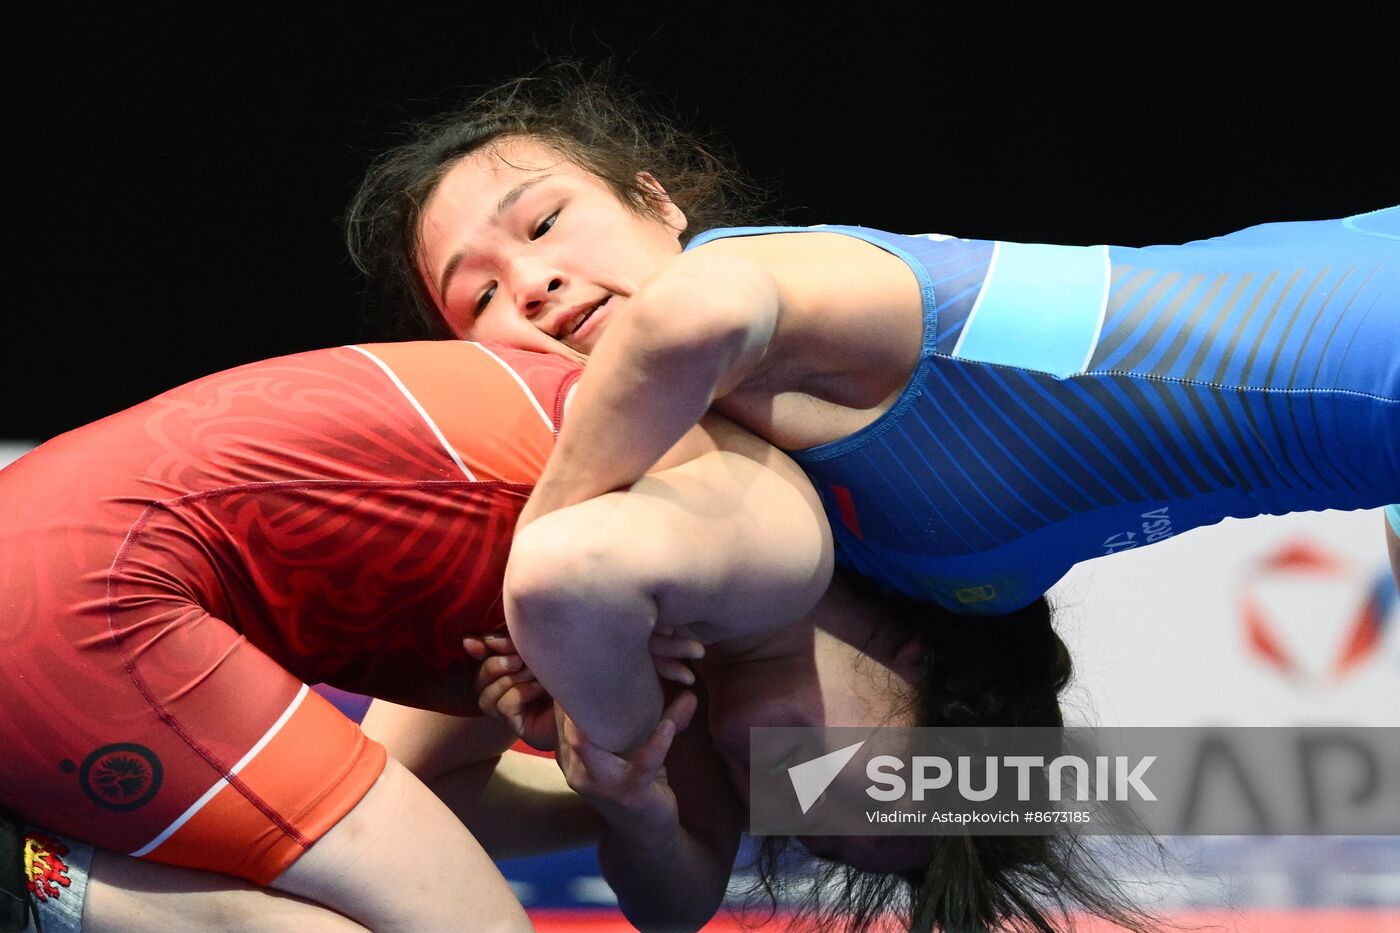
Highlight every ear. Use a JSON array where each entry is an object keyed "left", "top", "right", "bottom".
[{"left": 637, "top": 171, "right": 688, "bottom": 235}]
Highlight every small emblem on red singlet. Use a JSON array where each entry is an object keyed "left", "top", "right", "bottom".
[
  {"left": 23, "top": 832, "right": 71, "bottom": 902},
  {"left": 79, "top": 743, "right": 163, "bottom": 811}
]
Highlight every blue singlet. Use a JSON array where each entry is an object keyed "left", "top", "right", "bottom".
[{"left": 686, "top": 207, "right": 1400, "bottom": 613}]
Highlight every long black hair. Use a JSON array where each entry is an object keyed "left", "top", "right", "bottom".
[{"left": 739, "top": 575, "right": 1165, "bottom": 932}]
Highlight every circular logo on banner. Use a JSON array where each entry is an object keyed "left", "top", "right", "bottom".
[{"left": 79, "top": 743, "right": 163, "bottom": 811}]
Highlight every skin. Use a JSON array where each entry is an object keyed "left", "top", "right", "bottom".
[
  {"left": 697, "top": 575, "right": 929, "bottom": 875},
  {"left": 469, "top": 571, "right": 932, "bottom": 915},
  {"left": 75, "top": 577, "right": 926, "bottom": 932},
  {"left": 412, "top": 137, "right": 1400, "bottom": 926},
  {"left": 425, "top": 140, "right": 1400, "bottom": 592},
  {"left": 80, "top": 752, "right": 532, "bottom": 933},
  {"left": 418, "top": 136, "right": 924, "bottom": 528},
  {"left": 502, "top": 414, "right": 834, "bottom": 753},
  {"left": 55, "top": 412, "right": 839, "bottom": 930},
  {"left": 412, "top": 137, "right": 942, "bottom": 913},
  {"left": 418, "top": 137, "right": 688, "bottom": 359},
  {"left": 17, "top": 139, "right": 947, "bottom": 933}
]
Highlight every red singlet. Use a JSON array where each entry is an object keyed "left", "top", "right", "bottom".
[{"left": 0, "top": 341, "right": 578, "bottom": 883}]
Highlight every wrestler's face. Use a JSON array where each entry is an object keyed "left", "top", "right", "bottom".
[
  {"left": 702, "top": 581, "right": 925, "bottom": 873},
  {"left": 417, "top": 136, "right": 687, "bottom": 361}
]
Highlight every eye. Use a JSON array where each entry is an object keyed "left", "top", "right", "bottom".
[
  {"left": 532, "top": 211, "right": 559, "bottom": 240},
  {"left": 475, "top": 285, "right": 496, "bottom": 314}
]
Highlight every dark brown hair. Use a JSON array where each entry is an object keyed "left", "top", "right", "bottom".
[
  {"left": 737, "top": 576, "right": 1165, "bottom": 932},
  {"left": 345, "top": 58, "right": 780, "bottom": 337}
]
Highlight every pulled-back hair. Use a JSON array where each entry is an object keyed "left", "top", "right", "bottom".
[
  {"left": 345, "top": 58, "right": 780, "bottom": 337},
  {"left": 738, "top": 577, "right": 1164, "bottom": 932}
]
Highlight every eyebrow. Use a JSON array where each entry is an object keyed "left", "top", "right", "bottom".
[{"left": 436, "top": 175, "right": 554, "bottom": 305}]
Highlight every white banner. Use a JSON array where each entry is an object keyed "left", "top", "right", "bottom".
[{"left": 1052, "top": 508, "right": 1399, "bottom": 727}]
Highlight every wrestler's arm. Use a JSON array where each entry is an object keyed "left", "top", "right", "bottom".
[
  {"left": 591, "top": 693, "right": 744, "bottom": 931},
  {"left": 360, "top": 700, "right": 602, "bottom": 859},
  {"left": 505, "top": 415, "right": 834, "bottom": 753},
  {"left": 520, "top": 251, "right": 783, "bottom": 524},
  {"left": 361, "top": 692, "right": 738, "bottom": 929}
]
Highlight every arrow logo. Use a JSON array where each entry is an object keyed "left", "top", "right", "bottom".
[{"left": 787, "top": 741, "right": 866, "bottom": 814}]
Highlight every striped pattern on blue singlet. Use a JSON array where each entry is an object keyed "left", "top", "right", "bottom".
[{"left": 687, "top": 208, "right": 1400, "bottom": 613}]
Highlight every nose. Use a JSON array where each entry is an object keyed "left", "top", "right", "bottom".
[{"left": 510, "top": 256, "right": 565, "bottom": 323}]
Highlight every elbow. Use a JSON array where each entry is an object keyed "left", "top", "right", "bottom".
[
  {"left": 504, "top": 523, "right": 597, "bottom": 640},
  {"left": 503, "top": 517, "right": 652, "bottom": 657}
]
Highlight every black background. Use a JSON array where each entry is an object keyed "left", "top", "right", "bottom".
[{"left": 9, "top": 7, "right": 1396, "bottom": 441}]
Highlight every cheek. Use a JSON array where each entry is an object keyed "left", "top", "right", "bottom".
[
  {"left": 451, "top": 307, "right": 526, "bottom": 345},
  {"left": 447, "top": 309, "right": 492, "bottom": 340},
  {"left": 441, "top": 312, "right": 472, "bottom": 340}
]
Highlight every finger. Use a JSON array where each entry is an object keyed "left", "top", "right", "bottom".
[
  {"left": 480, "top": 654, "right": 525, "bottom": 679},
  {"left": 497, "top": 682, "right": 547, "bottom": 718},
  {"left": 660, "top": 690, "right": 698, "bottom": 734},
  {"left": 463, "top": 637, "right": 488, "bottom": 660},
  {"left": 648, "top": 633, "right": 705, "bottom": 660},
  {"left": 478, "top": 671, "right": 537, "bottom": 711},
  {"left": 626, "top": 717, "right": 677, "bottom": 776},
  {"left": 474, "top": 668, "right": 533, "bottom": 698},
  {"left": 567, "top": 729, "right": 630, "bottom": 786},
  {"left": 483, "top": 633, "right": 517, "bottom": 654},
  {"left": 653, "top": 658, "right": 696, "bottom": 685}
]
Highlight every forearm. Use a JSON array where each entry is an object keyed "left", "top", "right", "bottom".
[
  {"left": 527, "top": 253, "right": 781, "bottom": 519},
  {"left": 429, "top": 751, "right": 604, "bottom": 859},
  {"left": 597, "top": 814, "right": 730, "bottom": 932}
]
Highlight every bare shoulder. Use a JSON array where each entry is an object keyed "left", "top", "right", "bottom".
[
  {"left": 693, "top": 232, "right": 925, "bottom": 442},
  {"left": 690, "top": 232, "right": 922, "bottom": 334}
]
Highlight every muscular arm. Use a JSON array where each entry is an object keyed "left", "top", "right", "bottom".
[
  {"left": 521, "top": 251, "right": 783, "bottom": 524},
  {"left": 505, "top": 416, "right": 833, "bottom": 753}
]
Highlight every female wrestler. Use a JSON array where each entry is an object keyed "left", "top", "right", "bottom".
[
  {"left": 0, "top": 339, "right": 831, "bottom": 931},
  {"left": 347, "top": 62, "right": 1400, "bottom": 617},
  {"left": 0, "top": 340, "right": 1151, "bottom": 932},
  {"left": 420, "top": 566, "right": 1155, "bottom": 933}
]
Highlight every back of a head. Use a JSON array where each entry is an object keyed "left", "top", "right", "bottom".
[{"left": 745, "top": 576, "right": 1160, "bottom": 932}]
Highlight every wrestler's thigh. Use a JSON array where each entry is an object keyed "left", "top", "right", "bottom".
[
  {"left": 269, "top": 756, "right": 532, "bottom": 933},
  {"left": 84, "top": 848, "right": 368, "bottom": 932}
]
